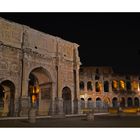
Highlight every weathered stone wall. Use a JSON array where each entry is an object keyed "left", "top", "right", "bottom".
[
  {"left": 79, "top": 66, "right": 140, "bottom": 111},
  {"left": 0, "top": 17, "right": 81, "bottom": 116},
  {"left": 0, "top": 17, "right": 23, "bottom": 49}
]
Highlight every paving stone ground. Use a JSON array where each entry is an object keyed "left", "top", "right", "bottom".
[{"left": 0, "top": 114, "right": 140, "bottom": 127}]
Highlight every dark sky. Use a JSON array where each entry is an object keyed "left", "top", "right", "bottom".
[{"left": 0, "top": 13, "right": 140, "bottom": 74}]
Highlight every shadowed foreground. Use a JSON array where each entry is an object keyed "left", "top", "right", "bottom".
[{"left": 1, "top": 115, "right": 140, "bottom": 127}]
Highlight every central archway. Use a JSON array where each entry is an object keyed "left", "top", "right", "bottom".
[
  {"left": 28, "top": 67, "right": 52, "bottom": 116},
  {"left": 62, "top": 87, "right": 71, "bottom": 114}
]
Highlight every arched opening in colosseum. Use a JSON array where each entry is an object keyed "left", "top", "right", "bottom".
[
  {"left": 103, "top": 97, "right": 110, "bottom": 109},
  {"left": 80, "top": 81, "right": 84, "bottom": 90},
  {"left": 62, "top": 87, "right": 71, "bottom": 114},
  {"left": 28, "top": 67, "right": 52, "bottom": 116},
  {"left": 127, "top": 97, "right": 133, "bottom": 107},
  {"left": 96, "top": 98, "right": 102, "bottom": 109},
  {"left": 112, "top": 80, "right": 118, "bottom": 91},
  {"left": 0, "top": 80, "right": 15, "bottom": 117},
  {"left": 95, "top": 82, "right": 101, "bottom": 92},
  {"left": 80, "top": 98, "right": 85, "bottom": 110},
  {"left": 134, "top": 97, "right": 139, "bottom": 107},
  {"left": 87, "top": 81, "right": 92, "bottom": 91},
  {"left": 112, "top": 97, "right": 118, "bottom": 108},
  {"left": 87, "top": 98, "right": 93, "bottom": 109},
  {"left": 120, "top": 97, "right": 125, "bottom": 107},
  {"left": 104, "top": 81, "right": 109, "bottom": 92},
  {"left": 126, "top": 81, "right": 131, "bottom": 91}
]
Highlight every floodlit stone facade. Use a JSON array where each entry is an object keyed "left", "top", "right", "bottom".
[
  {"left": 79, "top": 67, "right": 140, "bottom": 113},
  {"left": 1, "top": 17, "right": 140, "bottom": 118},
  {"left": 0, "top": 17, "right": 80, "bottom": 117}
]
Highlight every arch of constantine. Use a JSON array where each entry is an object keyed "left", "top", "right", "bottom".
[{"left": 0, "top": 17, "right": 80, "bottom": 117}]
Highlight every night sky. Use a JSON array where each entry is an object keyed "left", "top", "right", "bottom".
[{"left": 0, "top": 13, "right": 140, "bottom": 74}]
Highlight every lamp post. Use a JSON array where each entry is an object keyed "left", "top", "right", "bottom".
[
  {"left": 31, "top": 85, "right": 40, "bottom": 108},
  {"left": 28, "top": 85, "right": 40, "bottom": 123}
]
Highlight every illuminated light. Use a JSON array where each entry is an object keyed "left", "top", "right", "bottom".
[
  {"left": 35, "top": 85, "right": 40, "bottom": 94},
  {"left": 37, "top": 86, "right": 40, "bottom": 93},
  {"left": 132, "top": 81, "right": 138, "bottom": 90},
  {"left": 32, "top": 87, "right": 35, "bottom": 94},
  {"left": 113, "top": 80, "right": 118, "bottom": 89},
  {"left": 31, "top": 85, "right": 40, "bottom": 94},
  {"left": 32, "top": 95, "right": 36, "bottom": 103},
  {"left": 120, "top": 80, "right": 125, "bottom": 89},
  {"left": 138, "top": 85, "right": 140, "bottom": 91},
  {"left": 99, "top": 82, "right": 102, "bottom": 90},
  {"left": 96, "top": 82, "right": 102, "bottom": 92},
  {"left": 104, "top": 97, "right": 111, "bottom": 104}
]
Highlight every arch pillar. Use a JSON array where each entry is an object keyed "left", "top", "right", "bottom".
[
  {"left": 50, "top": 82, "right": 57, "bottom": 115},
  {"left": 19, "top": 58, "right": 30, "bottom": 117},
  {"left": 57, "top": 97, "right": 65, "bottom": 116},
  {"left": 75, "top": 68, "right": 81, "bottom": 114}
]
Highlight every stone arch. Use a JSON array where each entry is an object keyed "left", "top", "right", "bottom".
[
  {"left": 28, "top": 66, "right": 53, "bottom": 116},
  {"left": 80, "top": 98, "right": 85, "bottom": 110},
  {"left": 87, "top": 98, "right": 94, "bottom": 109},
  {"left": 80, "top": 81, "right": 84, "bottom": 90},
  {"left": 103, "top": 96, "right": 111, "bottom": 108},
  {"left": 88, "top": 98, "right": 92, "bottom": 101},
  {"left": 127, "top": 97, "right": 133, "bottom": 107},
  {"left": 112, "top": 97, "right": 118, "bottom": 108},
  {"left": 112, "top": 80, "right": 118, "bottom": 91},
  {"left": 0, "top": 80, "right": 15, "bottom": 117},
  {"left": 62, "top": 86, "right": 72, "bottom": 114},
  {"left": 104, "top": 81, "right": 109, "bottom": 92},
  {"left": 27, "top": 65, "right": 56, "bottom": 87},
  {"left": 87, "top": 81, "right": 93, "bottom": 91},
  {"left": 96, "top": 97, "right": 102, "bottom": 108},
  {"left": 120, "top": 97, "right": 125, "bottom": 107},
  {"left": 95, "top": 82, "right": 101, "bottom": 92},
  {"left": 28, "top": 66, "right": 53, "bottom": 83},
  {"left": 134, "top": 97, "right": 139, "bottom": 107},
  {"left": 126, "top": 81, "right": 131, "bottom": 90}
]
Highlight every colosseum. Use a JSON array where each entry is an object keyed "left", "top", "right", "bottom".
[
  {"left": 79, "top": 67, "right": 140, "bottom": 113},
  {"left": 0, "top": 17, "right": 140, "bottom": 117}
]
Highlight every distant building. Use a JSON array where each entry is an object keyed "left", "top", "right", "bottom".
[
  {"left": 0, "top": 17, "right": 80, "bottom": 117},
  {"left": 79, "top": 66, "right": 140, "bottom": 113}
]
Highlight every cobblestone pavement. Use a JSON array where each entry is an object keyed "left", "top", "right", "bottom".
[{"left": 1, "top": 114, "right": 140, "bottom": 127}]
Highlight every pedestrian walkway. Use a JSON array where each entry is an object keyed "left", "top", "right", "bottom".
[{"left": 0, "top": 113, "right": 110, "bottom": 120}]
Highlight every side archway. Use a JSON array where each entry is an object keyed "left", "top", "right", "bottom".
[
  {"left": 0, "top": 80, "right": 15, "bottom": 117},
  {"left": 62, "top": 87, "right": 72, "bottom": 114}
]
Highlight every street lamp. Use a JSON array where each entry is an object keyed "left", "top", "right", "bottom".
[{"left": 30, "top": 85, "right": 40, "bottom": 108}]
